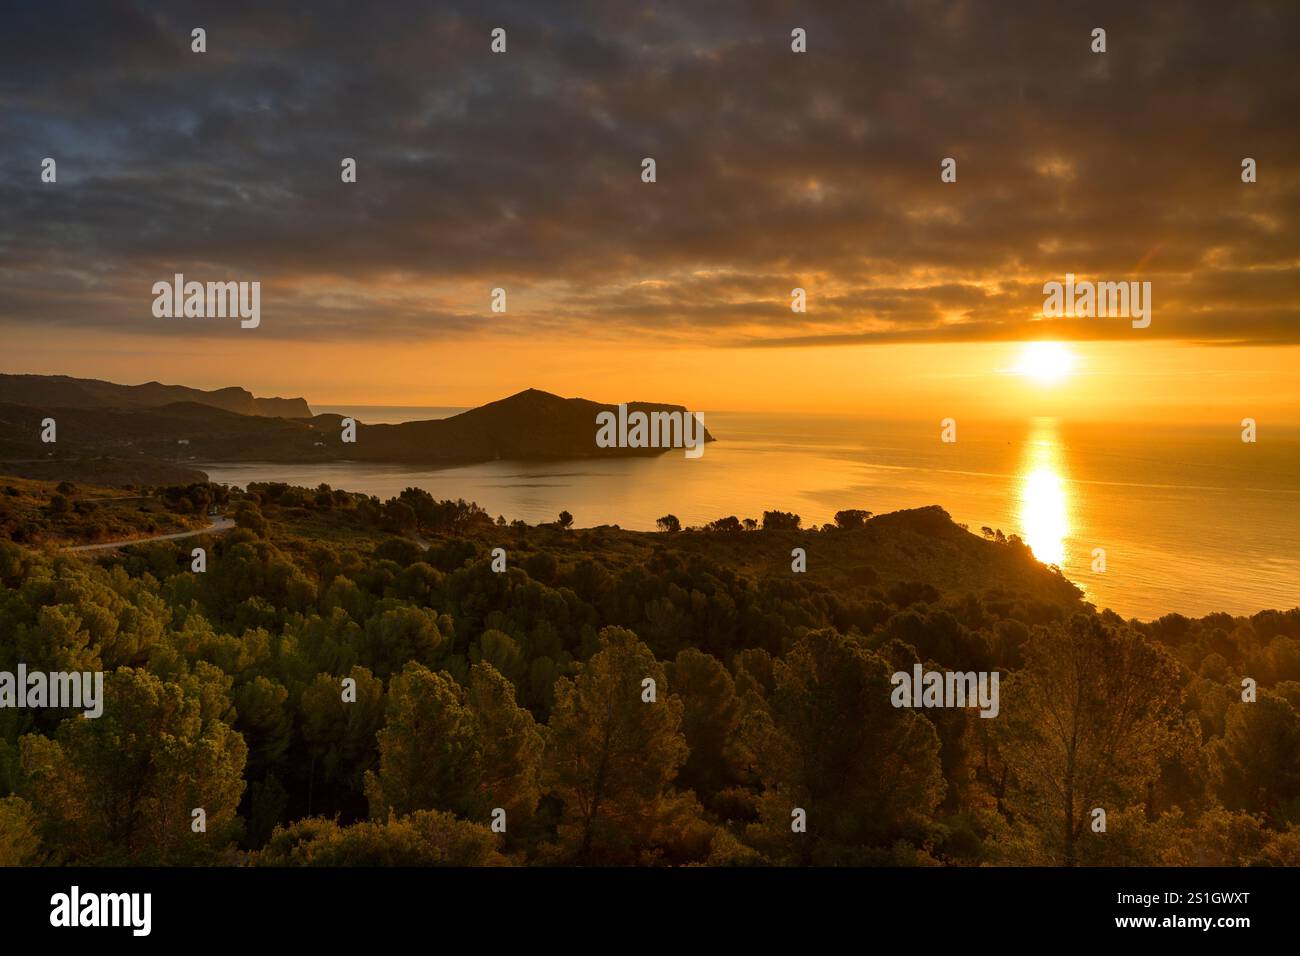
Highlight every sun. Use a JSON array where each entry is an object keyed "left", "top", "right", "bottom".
[{"left": 1014, "top": 341, "right": 1075, "bottom": 385}]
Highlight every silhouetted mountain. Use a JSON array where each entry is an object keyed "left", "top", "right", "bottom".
[
  {"left": 353, "top": 388, "right": 714, "bottom": 461},
  {"left": 0, "top": 374, "right": 312, "bottom": 418},
  {"left": 0, "top": 387, "right": 714, "bottom": 474}
]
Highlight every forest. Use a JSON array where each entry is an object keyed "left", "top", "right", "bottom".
[{"left": 1, "top": 479, "right": 1298, "bottom": 866}]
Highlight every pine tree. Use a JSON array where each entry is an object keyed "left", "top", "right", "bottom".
[
  {"left": 993, "top": 615, "right": 1188, "bottom": 865},
  {"left": 19, "top": 666, "right": 246, "bottom": 864},
  {"left": 545, "top": 627, "right": 688, "bottom": 863},
  {"left": 743, "top": 628, "right": 945, "bottom": 864}
]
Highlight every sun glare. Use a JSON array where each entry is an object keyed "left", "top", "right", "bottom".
[{"left": 1014, "top": 341, "right": 1075, "bottom": 385}]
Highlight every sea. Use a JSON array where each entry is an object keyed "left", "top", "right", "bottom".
[{"left": 199, "top": 407, "right": 1300, "bottom": 621}]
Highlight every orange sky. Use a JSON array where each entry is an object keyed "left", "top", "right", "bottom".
[
  {"left": 6, "top": 327, "right": 1297, "bottom": 423},
  {"left": 5, "top": 3, "right": 1299, "bottom": 426}
]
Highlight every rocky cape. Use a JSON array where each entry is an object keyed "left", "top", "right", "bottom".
[{"left": 0, "top": 383, "right": 715, "bottom": 480}]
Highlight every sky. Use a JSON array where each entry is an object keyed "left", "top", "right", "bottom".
[{"left": 1, "top": 0, "right": 1298, "bottom": 420}]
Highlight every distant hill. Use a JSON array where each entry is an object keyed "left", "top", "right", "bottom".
[
  {"left": 0, "top": 374, "right": 313, "bottom": 418},
  {"left": 0, "top": 386, "right": 715, "bottom": 479},
  {"left": 352, "top": 388, "right": 715, "bottom": 461}
]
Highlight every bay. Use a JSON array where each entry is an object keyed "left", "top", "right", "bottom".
[{"left": 202, "top": 409, "right": 1300, "bottom": 621}]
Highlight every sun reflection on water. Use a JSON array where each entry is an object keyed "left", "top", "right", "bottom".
[{"left": 1017, "top": 420, "right": 1071, "bottom": 567}]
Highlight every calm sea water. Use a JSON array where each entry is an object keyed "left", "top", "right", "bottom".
[{"left": 203, "top": 408, "right": 1300, "bottom": 621}]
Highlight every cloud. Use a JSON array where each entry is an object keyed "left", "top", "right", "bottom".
[{"left": 0, "top": 0, "right": 1297, "bottom": 346}]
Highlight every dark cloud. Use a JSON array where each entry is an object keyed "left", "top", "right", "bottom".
[{"left": 0, "top": 0, "right": 1297, "bottom": 344}]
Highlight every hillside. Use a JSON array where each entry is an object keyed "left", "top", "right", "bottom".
[
  {"left": 0, "top": 374, "right": 312, "bottom": 418},
  {"left": 0, "top": 387, "right": 715, "bottom": 475},
  {"left": 0, "top": 474, "right": 209, "bottom": 546},
  {"left": 0, "top": 456, "right": 207, "bottom": 487},
  {"left": 6, "top": 479, "right": 1293, "bottom": 869}
]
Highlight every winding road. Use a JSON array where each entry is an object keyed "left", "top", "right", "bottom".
[{"left": 60, "top": 516, "right": 237, "bottom": 553}]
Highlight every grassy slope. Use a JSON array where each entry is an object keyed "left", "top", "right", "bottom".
[{"left": 0, "top": 474, "right": 207, "bottom": 547}]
